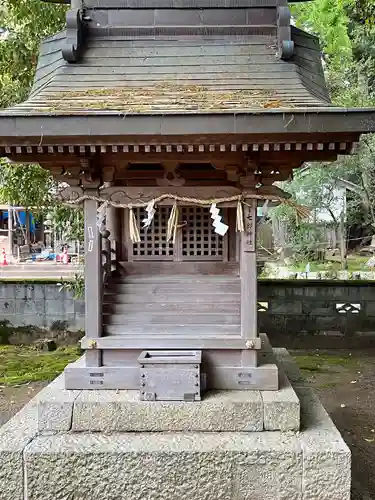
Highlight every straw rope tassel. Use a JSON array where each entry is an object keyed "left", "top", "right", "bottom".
[
  {"left": 129, "top": 207, "right": 141, "bottom": 243},
  {"left": 236, "top": 200, "right": 245, "bottom": 232},
  {"left": 172, "top": 205, "right": 179, "bottom": 243},
  {"left": 166, "top": 203, "right": 179, "bottom": 243}
]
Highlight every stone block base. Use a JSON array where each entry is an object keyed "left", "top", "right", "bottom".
[
  {"left": 38, "top": 362, "right": 299, "bottom": 432},
  {"left": 0, "top": 349, "right": 351, "bottom": 500}
]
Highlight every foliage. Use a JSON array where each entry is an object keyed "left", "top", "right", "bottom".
[
  {"left": 272, "top": 205, "right": 331, "bottom": 261},
  {"left": 284, "top": 165, "right": 349, "bottom": 223},
  {"left": 0, "top": 0, "right": 66, "bottom": 108},
  {"left": 0, "top": 345, "right": 80, "bottom": 386},
  {"left": 50, "top": 205, "right": 84, "bottom": 242},
  {"left": 59, "top": 272, "right": 85, "bottom": 300},
  {"left": 292, "top": 0, "right": 375, "bottom": 106},
  {"left": 0, "top": 2, "right": 84, "bottom": 244},
  {"left": 0, "top": 159, "right": 55, "bottom": 209},
  {"left": 277, "top": 0, "right": 375, "bottom": 251},
  {"left": 0, "top": 160, "right": 84, "bottom": 242}
]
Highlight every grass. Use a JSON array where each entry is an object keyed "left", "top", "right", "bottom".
[
  {"left": 0, "top": 345, "right": 81, "bottom": 386},
  {"left": 292, "top": 352, "right": 359, "bottom": 374},
  {"left": 290, "top": 256, "right": 371, "bottom": 273}
]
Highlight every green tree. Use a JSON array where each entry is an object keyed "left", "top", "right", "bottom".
[
  {"left": 0, "top": 0, "right": 66, "bottom": 108},
  {"left": 0, "top": 1, "right": 81, "bottom": 241},
  {"left": 284, "top": 0, "right": 375, "bottom": 253},
  {"left": 0, "top": 159, "right": 55, "bottom": 209}
]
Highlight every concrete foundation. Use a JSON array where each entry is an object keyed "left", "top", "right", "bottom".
[{"left": 0, "top": 348, "right": 351, "bottom": 500}]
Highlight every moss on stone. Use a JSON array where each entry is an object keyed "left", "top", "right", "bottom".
[{"left": 293, "top": 353, "right": 359, "bottom": 373}]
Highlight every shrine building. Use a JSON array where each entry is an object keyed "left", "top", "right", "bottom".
[{"left": 0, "top": 0, "right": 374, "bottom": 396}]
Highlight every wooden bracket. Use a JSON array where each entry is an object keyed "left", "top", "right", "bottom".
[
  {"left": 276, "top": 3, "right": 294, "bottom": 61},
  {"left": 157, "top": 162, "right": 186, "bottom": 187},
  {"left": 62, "top": 7, "right": 86, "bottom": 63},
  {"left": 80, "top": 157, "right": 101, "bottom": 187},
  {"left": 214, "top": 162, "right": 243, "bottom": 183}
]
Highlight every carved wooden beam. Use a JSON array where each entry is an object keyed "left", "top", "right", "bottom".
[
  {"left": 100, "top": 186, "right": 242, "bottom": 206},
  {"left": 57, "top": 184, "right": 292, "bottom": 205},
  {"left": 157, "top": 161, "right": 186, "bottom": 187},
  {"left": 57, "top": 185, "right": 84, "bottom": 202}
]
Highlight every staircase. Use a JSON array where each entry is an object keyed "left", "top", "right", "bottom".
[{"left": 103, "top": 275, "right": 241, "bottom": 337}]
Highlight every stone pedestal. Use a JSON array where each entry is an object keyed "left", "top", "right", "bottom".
[{"left": 0, "top": 344, "right": 351, "bottom": 500}]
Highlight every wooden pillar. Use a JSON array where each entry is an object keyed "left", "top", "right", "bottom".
[
  {"left": 240, "top": 200, "right": 258, "bottom": 367},
  {"left": 84, "top": 191, "right": 103, "bottom": 367}
]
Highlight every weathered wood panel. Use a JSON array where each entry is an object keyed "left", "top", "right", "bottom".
[
  {"left": 119, "top": 261, "right": 240, "bottom": 275},
  {"left": 241, "top": 200, "right": 258, "bottom": 341},
  {"left": 84, "top": 193, "right": 103, "bottom": 367},
  {"left": 103, "top": 302, "right": 241, "bottom": 313},
  {"left": 81, "top": 334, "right": 251, "bottom": 349},
  {"left": 104, "top": 313, "right": 240, "bottom": 325},
  {"left": 105, "top": 291, "right": 240, "bottom": 303},
  {"left": 107, "top": 282, "right": 241, "bottom": 293}
]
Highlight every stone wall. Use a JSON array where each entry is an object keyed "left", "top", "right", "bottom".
[
  {"left": 259, "top": 280, "right": 375, "bottom": 348},
  {"left": 0, "top": 281, "right": 84, "bottom": 344},
  {"left": 0, "top": 280, "right": 374, "bottom": 348}
]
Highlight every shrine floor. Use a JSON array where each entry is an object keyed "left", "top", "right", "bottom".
[{"left": 0, "top": 344, "right": 354, "bottom": 500}]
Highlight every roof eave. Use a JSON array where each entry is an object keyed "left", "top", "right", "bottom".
[{"left": 0, "top": 108, "right": 374, "bottom": 144}]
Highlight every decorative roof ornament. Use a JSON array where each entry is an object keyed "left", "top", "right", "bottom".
[
  {"left": 276, "top": 2, "right": 294, "bottom": 60},
  {"left": 62, "top": 7, "right": 86, "bottom": 62},
  {"left": 41, "top": 0, "right": 86, "bottom": 62}
]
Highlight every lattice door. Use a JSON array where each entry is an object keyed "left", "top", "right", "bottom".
[
  {"left": 180, "top": 206, "right": 225, "bottom": 261},
  {"left": 130, "top": 206, "right": 227, "bottom": 261},
  {"left": 131, "top": 207, "right": 174, "bottom": 260}
]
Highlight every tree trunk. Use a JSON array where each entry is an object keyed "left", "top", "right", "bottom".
[{"left": 339, "top": 211, "right": 347, "bottom": 270}]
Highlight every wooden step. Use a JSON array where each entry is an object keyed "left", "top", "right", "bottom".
[
  {"left": 119, "top": 261, "right": 239, "bottom": 276},
  {"left": 103, "top": 302, "right": 240, "bottom": 314},
  {"left": 110, "top": 276, "right": 240, "bottom": 284},
  {"left": 104, "top": 292, "right": 240, "bottom": 304},
  {"left": 103, "top": 312, "right": 240, "bottom": 325},
  {"left": 106, "top": 282, "right": 241, "bottom": 294},
  {"left": 103, "top": 324, "right": 241, "bottom": 336}
]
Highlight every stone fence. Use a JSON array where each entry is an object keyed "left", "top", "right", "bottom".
[
  {"left": 0, "top": 280, "right": 374, "bottom": 348},
  {"left": 0, "top": 281, "right": 84, "bottom": 344},
  {"left": 258, "top": 280, "right": 375, "bottom": 348}
]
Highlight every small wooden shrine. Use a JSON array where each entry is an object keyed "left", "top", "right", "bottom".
[{"left": 1, "top": 0, "right": 375, "bottom": 396}]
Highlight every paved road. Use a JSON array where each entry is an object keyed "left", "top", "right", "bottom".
[{"left": 0, "top": 263, "right": 77, "bottom": 279}]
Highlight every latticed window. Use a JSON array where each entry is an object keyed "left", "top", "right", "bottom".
[
  {"left": 130, "top": 206, "right": 226, "bottom": 261},
  {"left": 180, "top": 207, "right": 223, "bottom": 260},
  {"left": 132, "top": 207, "right": 174, "bottom": 260}
]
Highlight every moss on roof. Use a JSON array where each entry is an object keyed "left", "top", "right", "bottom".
[{"left": 30, "top": 84, "right": 294, "bottom": 113}]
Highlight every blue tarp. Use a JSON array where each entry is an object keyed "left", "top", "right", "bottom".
[{"left": 0, "top": 210, "right": 36, "bottom": 232}]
